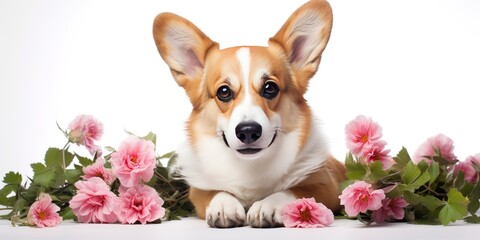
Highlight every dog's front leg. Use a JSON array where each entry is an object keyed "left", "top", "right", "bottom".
[
  {"left": 190, "top": 187, "right": 246, "bottom": 228},
  {"left": 246, "top": 191, "right": 297, "bottom": 228}
]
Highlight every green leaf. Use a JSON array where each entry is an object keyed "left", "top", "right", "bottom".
[
  {"left": 156, "top": 167, "right": 169, "bottom": 180},
  {"left": 403, "top": 191, "right": 420, "bottom": 205},
  {"left": 45, "top": 147, "right": 74, "bottom": 168},
  {"left": 419, "top": 195, "right": 444, "bottom": 212},
  {"left": 104, "top": 146, "right": 116, "bottom": 152},
  {"left": 0, "top": 210, "right": 14, "bottom": 220},
  {"left": 403, "top": 162, "right": 421, "bottom": 185},
  {"left": 124, "top": 129, "right": 157, "bottom": 146},
  {"left": 31, "top": 162, "right": 56, "bottom": 188},
  {"left": 369, "top": 161, "right": 387, "bottom": 181},
  {"left": 142, "top": 131, "right": 157, "bottom": 146},
  {"left": 416, "top": 161, "right": 429, "bottom": 172},
  {"left": 0, "top": 188, "right": 16, "bottom": 206},
  {"left": 339, "top": 179, "right": 356, "bottom": 192},
  {"left": 0, "top": 172, "right": 21, "bottom": 206},
  {"left": 167, "top": 153, "right": 178, "bottom": 171},
  {"left": 75, "top": 153, "right": 93, "bottom": 167},
  {"left": 471, "top": 180, "right": 480, "bottom": 200},
  {"left": 385, "top": 184, "right": 407, "bottom": 198},
  {"left": 432, "top": 156, "right": 457, "bottom": 166},
  {"left": 124, "top": 128, "right": 136, "bottom": 136},
  {"left": 49, "top": 164, "right": 67, "bottom": 188},
  {"left": 3, "top": 172, "right": 22, "bottom": 185},
  {"left": 60, "top": 207, "right": 77, "bottom": 221},
  {"left": 23, "top": 184, "right": 42, "bottom": 203},
  {"left": 464, "top": 215, "right": 480, "bottom": 224},
  {"left": 460, "top": 182, "right": 474, "bottom": 198},
  {"left": 438, "top": 188, "right": 469, "bottom": 225},
  {"left": 407, "top": 171, "right": 430, "bottom": 192},
  {"left": 345, "top": 153, "right": 367, "bottom": 180},
  {"left": 65, "top": 169, "right": 82, "bottom": 184},
  {"left": 468, "top": 198, "right": 480, "bottom": 216},
  {"left": 393, "top": 147, "right": 411, "bottom": 169},
  {"left": 428, "top": 162, "right": 440, "bottom": 185},
  {"left": 159, "top": 151, "right": 176, "bottom": 159},
  {"left": 454, "top": 171, "right": 465, "bottom": 190},
  {"left": 472, "top": 161, "right": 480, "bottom": 172},
  {"left": 467, "top": 181, "right": 480, "bottom": 215}
]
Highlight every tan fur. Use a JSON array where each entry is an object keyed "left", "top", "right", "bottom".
[
  {"left": 189, "top": 187, "right": 219, "bottom": 219},
  {"left": 269, "top": 0, "right": 333, "bottom": 95},
  {"left": 290, "top": 157, "right": 347, "bottom": 213}
]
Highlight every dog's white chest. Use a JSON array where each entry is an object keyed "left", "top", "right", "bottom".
[{"left": 175, "top": 127, "right": 328, "bottom": 206}]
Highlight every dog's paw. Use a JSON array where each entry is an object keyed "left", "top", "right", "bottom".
[
  {"left": 206, "top": 192, "right": 246, "bottom": 228},
  {"left": 246, "top": 191, "right": 296, "bottom": 228}
]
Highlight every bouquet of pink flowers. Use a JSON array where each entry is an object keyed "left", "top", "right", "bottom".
[
  {"left": 0, "top": 115, "right": 193, "bottom": 227},
  {"left": 339, "top": 115, "right": 480, "bottom": 225}
]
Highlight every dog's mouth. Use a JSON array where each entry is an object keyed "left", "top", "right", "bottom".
[{"left": 222, "top": 132, "right": 277, "bottom": 155}]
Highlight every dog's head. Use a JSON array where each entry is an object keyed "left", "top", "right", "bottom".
[{"left": 153, "top": 0, "right": 332, "bottom": 161}]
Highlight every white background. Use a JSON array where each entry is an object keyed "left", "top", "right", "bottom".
[{"left": 1, "top": 0, "right": 480, "bottom": 183}]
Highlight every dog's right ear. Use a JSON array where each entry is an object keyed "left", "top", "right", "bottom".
[{"left": 153, "top": 13, "right": 218, "bottom": 105}]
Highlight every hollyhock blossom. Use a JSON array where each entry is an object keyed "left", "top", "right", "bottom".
[
  {"left": 114, "top": 185, "right": 165, "bottom": 224},
  {"left": 111, "top": 137, "right": 156, "bottom": 187},
  {"left": 339, "top": 181, "right": 385, "bottom": 217},
  {"left": 372, "top": 197, "right": 408, "bottom": 224},
  {"left": 345, "top": 115, "right": 383, "bottom": 155},
  {"left": 27, "top": 193, "right": 62, "bottom": 228},
  {"left": 82, "top": 157, "right": 116, "bottom": 185},
  {"left": 360, "top": 140, "right": 394, "bottom": 170},
  {"left": 281, "top": 198, "right": 334, "bottom": 228},
  {"left": 69, "top": 177, "right": 118, "bottom": 223},
  {"left": 68, "top": 114, "right": 104, "bottom": 156},
  {"left": 412, "top": 134, "right": 456, "bottom": 164},
  {"left": 454, "top": 154, "right": 480, "bottom": 184}
]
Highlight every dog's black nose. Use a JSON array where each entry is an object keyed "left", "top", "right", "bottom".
[{"left": 235, "top": 122, "right": 262, "bottom": 144}]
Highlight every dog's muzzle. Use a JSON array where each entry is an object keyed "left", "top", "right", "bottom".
[{"left": 222, "top": 121, "right": 277, "bottom": 155}]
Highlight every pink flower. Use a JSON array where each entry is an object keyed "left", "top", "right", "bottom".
[
  {"left": 82, "top": 158, "right": 116, "bottom": 185},
  {"left": 281, "top": 198, "right": 334, "bottom": 228},
  {"left": 345, "top": 115, "right": 383, "bottom": 156},
  {"left": 413, "top": 134, "right": 456, "bottom": 164},
  {"left": 339, "top": 181, "right": 386, "bottom": 217},
  {"left": 69, "top": 177, "right": 118, "bottom": 223},
  {"left": 111, "top": 137, "right": 156, "bottom": 187},
  {"left": 27, "top": 193, "right": 62, "bottom": 228},
  {"left": 68, "top": 114, "right": 104, "bottom": 156},
  {"left": 372, "top": 197, "right": 408, "bottom": 223},
  {"left": 360, "top": 141, "right": 394, "bottom": 170},
  {"left": 454, "top": 154, "right": 480, "bottom": 184},
  {"left": 114, "top": 185, "right": 165, "bottom": 224}
]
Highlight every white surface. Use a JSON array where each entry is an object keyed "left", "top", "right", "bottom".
[
  {"left": 1, "top": 0, "right": 480, "bottom": 238},
  {"left": 1, "top": 218, "right": 479, "bottom": 240}
]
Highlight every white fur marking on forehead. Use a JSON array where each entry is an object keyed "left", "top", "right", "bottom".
[{"left": 236, "top": 48, "right": 251, "bottom": 103}]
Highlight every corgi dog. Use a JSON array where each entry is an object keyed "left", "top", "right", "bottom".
[{"left": 153, "top": 0, "right": 346, "bottom": 228}]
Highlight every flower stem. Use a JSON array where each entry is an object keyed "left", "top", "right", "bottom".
[
  {"left": 154, "top": 170, "right": 175, "bottom": 190},
  {"left": 62, "top": 141, "right": 70, "bottom": 173}
]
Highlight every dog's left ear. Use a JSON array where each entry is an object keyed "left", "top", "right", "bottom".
[{"left": 269, "top": 0, "right": 333, "bottom": 94}]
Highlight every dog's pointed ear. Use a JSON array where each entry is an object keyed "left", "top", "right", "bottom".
[
  {"left": 269, "top": 0, "right": 333, "bottom": 94},
  {"left": 153, "top": 13, "right": 218, "bottom": 105}
]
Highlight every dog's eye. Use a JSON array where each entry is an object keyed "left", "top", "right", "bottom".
[
  {"left": 261, "top": 81, "right": 279, "bottom": 100},
  {"left": 217, "top": 85, "right": 233, "bottom": 102}
]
